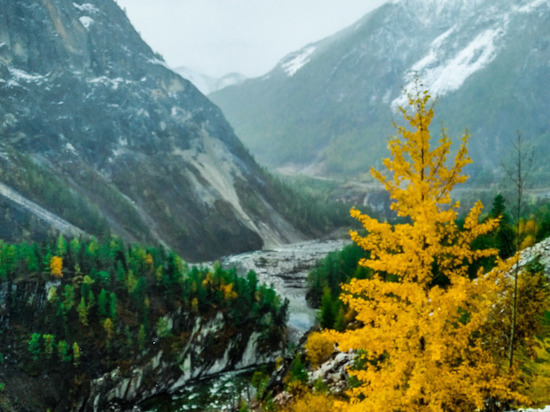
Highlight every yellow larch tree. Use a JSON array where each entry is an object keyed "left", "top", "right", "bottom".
[
  {"left": 328, "top": 89, "right": 529, "bottom": 411},
  {"left": 50, "top": 256, "right": 63, "bottom": 278}
]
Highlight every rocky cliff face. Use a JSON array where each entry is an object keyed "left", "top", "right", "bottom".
[
  {"left": 82, "top": 312, "right": 278, "bottom": 411},
  {"left": 0, "top": 0, "right": 305, "bottom": 261}
]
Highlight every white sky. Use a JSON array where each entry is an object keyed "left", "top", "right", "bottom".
[{"left": 114, "top": 0, "right": 388, "bottom": 78}]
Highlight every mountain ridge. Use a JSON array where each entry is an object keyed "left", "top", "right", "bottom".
[
  {"left": 210, "top": 0, "right": 550, "bottom": 181},
  {"left": 0, "top": 0, "right": 310, "bottom": 261}
]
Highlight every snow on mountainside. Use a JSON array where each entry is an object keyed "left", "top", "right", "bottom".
[
  {"left": 0, "top": 0, "right": 307, "bottom": 261},
  {"left": 394, "top": 0, "right": 548, "bottom": 107},
  {"left": 280, "top": 46, "right": 317, "bottom": 77},
  {"left": 210, "top": 0, "right": 550, "bottom": 180}
]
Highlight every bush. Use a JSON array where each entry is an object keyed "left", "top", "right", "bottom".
[{"left": 304, "top": 332, "right": 334, "bottom": 368}]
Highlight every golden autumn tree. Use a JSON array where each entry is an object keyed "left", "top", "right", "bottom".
[
  {"left": 50, "top": 255, "right": 63, "bottom": 278},
  {"left": 328, "top": 89, "right": 529, "bottom": 411}
]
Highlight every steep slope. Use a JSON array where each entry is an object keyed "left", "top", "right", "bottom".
[
  {"left": 0, "top": 0, "right": 306, "bottom": 261},
  {"left": 210, "top": 0, "right": 550, "bottom": 181}
]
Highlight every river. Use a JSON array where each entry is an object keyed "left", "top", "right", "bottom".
[{"left": 220, "top": 238, "right": 348, "bottom": 341}]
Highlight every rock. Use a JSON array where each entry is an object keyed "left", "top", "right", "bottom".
[
  {"left": 82, "top": 311, "right": 282, "bottom": 411},
  {"left": 0, "top": 0, "right": 307, "bottom": 262},
  {"left": 309, "top": 349, "right": 356, "bottom": 395}
]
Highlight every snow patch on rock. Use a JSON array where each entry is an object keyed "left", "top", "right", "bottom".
[
  {"left": 65, "top": 142, "right": 77, "bottom": 154},
  {"left": 88, "top": 76, "right": 130, "bottom": 90},
  {"left": 393, "top": 26, "right": 503, "bottom": 108},
  {"left": 79, "top": 16, "right": 94, "bottom": 29},
  {"left": 281, "top": 46, "right": 316, "bottom": 77},
  {"left": 515, "top": 0, "right": 548, "bottom": 14},
  {"left": 72, "top": 2, "right": 100, "bottom": 14},
  {"left": 7, "top": 68, "right": 46, "bottom": 87}
]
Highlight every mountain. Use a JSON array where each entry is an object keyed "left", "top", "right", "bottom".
[
  {"left": 210, "top": 0, "right": 550, "bottom": 182},
  {"left": 0, "top": 0, "right": 307, "bottom": 261},
  {"left": 173, "top": 66, "right": 247, "bottom": 95}
]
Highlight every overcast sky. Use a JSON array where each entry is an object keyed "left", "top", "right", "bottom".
[{"left": 114, "top": 0, "right": 388, "bottom": 78}]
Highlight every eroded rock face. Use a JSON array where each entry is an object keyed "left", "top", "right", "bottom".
[
  {"left": 80, "top": 311, "right": 279, "bottom": 411},
  {"left": 517, "top": 237, "right": 550, "bottom": 274},
  {"left": 0, "top": 0, "right": 306, "bottom": 261}
]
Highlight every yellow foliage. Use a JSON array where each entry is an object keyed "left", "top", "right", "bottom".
[
  {"left": 72, "top": 342, "right": 80, "bottom": 367},
  {"left": 520, "top": 234, "right": 536, "bottom": 250},
  {"left": 329, "top": 88, "right": 528, "bottom": 411},
  {"left": 483, "top": 267, "right": 550, "bottom": 363},
  {"left": 191, "top": 297, "right": 199, "bottom": 313},
  {"left": 50, "top": 256, "right": 63, "bottom": 278},
  {"left": 305, "top": 332, "right": 334, "bottom": 368},
  {"left": 222, "top": 283, "right": 238, "bottom": 300},
  {"left": 202, "top": 272, "right": 213, "bottom": 288},
  {"left": 155, "top": 266, "right": 163, "bottom": 283},
  {"left": 126, "top": 270, "right": 138, "bottom": 293},
  {"left": 286, "top": 380, "right": 308, "bottom": 397},
  {"left": 524, "top": 338, "right": 550, "bottom": 406},
  {"left": 521, "top": 218, "right": 537, "bottom": 235},
  {"left": 285, "top": 392, "right": 339, "bottom": 412},
  {"left": 103, "top": 318, "right": 114, "bottom": 340},
  {"left": 47, "top": 286, "right": 57, "bottom": 302},
  {"left": 145, "top": 253, "right": 154, "bottom": 269}
]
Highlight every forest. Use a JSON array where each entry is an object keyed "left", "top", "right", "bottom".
[
  {"left": 257, "top": 90, "right": 550, "bottom": 412},
  {"left": 0, "top": 235, "right": 288, "bottom": 410},
  {"left": 1, "top": 89, "right": 549, "bottom": 412}
]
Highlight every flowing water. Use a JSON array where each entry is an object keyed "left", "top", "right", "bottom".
[{"left": 220, "top": 238, "right": 347, "bottom": 341}]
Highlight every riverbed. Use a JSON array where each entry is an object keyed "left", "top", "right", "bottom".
[{"left": 220, "top": 238, "right": 348, "bottom": 341}]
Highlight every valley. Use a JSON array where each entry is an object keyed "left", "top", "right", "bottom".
[{"left": 1, "top": 0, "right": 549, "bottom": 410}]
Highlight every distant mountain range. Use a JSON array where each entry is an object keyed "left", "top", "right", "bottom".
[
  {"left": 211, "top": 0, "right": 550, "bottom": 183},
  {"left": 0, "top": 0, "right": 308, "bottom": 261},
  {"left": 173, "top": 66, "right": 246, "bottom": 95}
]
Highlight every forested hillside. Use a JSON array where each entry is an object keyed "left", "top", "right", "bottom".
[
  {"left": 0, "top": 235, "right": 288, "bottom": 410},
  {"left": 250, "top": 90, "right": 550, "bottom": 412}
]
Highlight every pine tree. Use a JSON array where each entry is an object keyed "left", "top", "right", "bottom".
[
  {"left": 28, "top": 333, "right": 41, "bottom": 361},
  {"left": 137, "top": 324, "right": 146, "bottom": 352},
  {"left": 77, "top": 297, "right": 88, "bottom": 326},
  {"left": 56, "top": 234, "right": 67, "bottom": 257},
  {"left": 98, "top": 289, "right": 108, "bottom": 318},
  {"left": 43, "top": 334, "right": 56, "bottom": 359},
  {"left": 328, "top": 89, "right": 529, "bottom": 411},
  {"left": 57, "top": 340, "right": 71, "bottom": 362},
  {"left": 72, "top": 342, "right": 80, "bottom": 366}
]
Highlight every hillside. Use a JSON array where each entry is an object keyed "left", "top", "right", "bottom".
[
  {"left": 0, "top": 0, "right": 310, "bottom": 262},
  {"left": 210, "top": 0, "right": 550, "bottom": 182}
]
